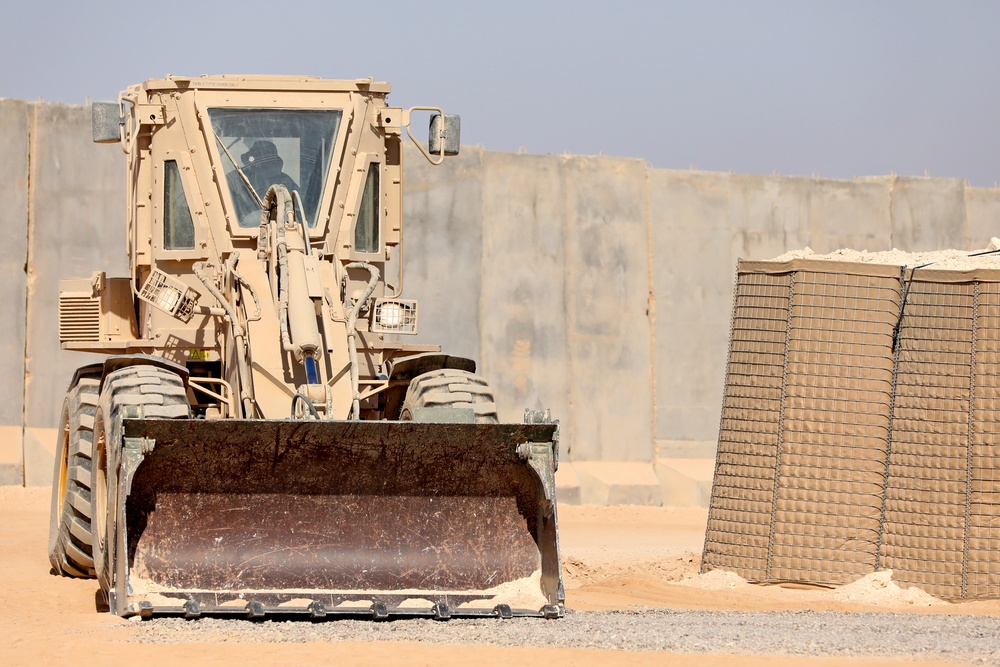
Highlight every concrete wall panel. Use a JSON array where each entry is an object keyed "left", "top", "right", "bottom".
[
  {"left": 0, "top": 100, "right": 29, "bottom": 484},
  {"left": 890, "top": 177, "right": 968, "bottom": 251},
  {"left": 479, "top": 152, "right": 571, "bottom": 432},
  {"left": 806, "top": 177, "right": 892, "bottom": 253},
  {"left": 727, "top": 175, "right": 811, "bottom": 259},
  {"left": 562, "top": 156, "right": 653, "bottom": 461},
  {"left": 965, "top": 186, "right": 1000, "bottom": 249},
  {"left": 401, "top": 146, "right": 483, "bottom": 363},
  {"left": 648, "top": 171, "right": 736, "bottom": 452},
  {"left": 23, "top": 103, "right": 126, "bottom": 484}
]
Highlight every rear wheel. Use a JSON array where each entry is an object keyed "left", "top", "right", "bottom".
[
  {"left": 91, "top": 366, "right": 191, "bottom": 599},
  {"left": 48, "top": 376, "right": 100, "bottom": 578},
  {"left": 400, "top": 368, "right": 499, "bottom": 424}
]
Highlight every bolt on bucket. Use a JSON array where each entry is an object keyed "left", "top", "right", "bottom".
[{"left": 102, "top": 419, "right": 563, "bottom": 619}]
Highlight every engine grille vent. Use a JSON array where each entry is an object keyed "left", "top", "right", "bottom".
[{"left": 59, "top": 296, "right": 101, "bottom": 342}]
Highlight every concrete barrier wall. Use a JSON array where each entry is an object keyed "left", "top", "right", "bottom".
[
  {"left": 402, "top": 150, "right": 1000, "bottom": 504},
  {"left": 21, "top": 103, "right": 127, "bottom": 485},
  {"left": 0, "top": 102, "right": 128, "bottom": 485},
  {"left": 0, "top": 100, "right": 29, "bottom": 484},
  {"left": 3, "top": 99, "right": 999, "bottom": 505}
]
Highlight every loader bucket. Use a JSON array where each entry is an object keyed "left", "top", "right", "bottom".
[{"left": 105, "top": 419, "right": 563, "bottom": 619}]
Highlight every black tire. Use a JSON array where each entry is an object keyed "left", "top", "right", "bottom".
[
  {"left": 48, "top": 376, "right": 100, "bottom": 578},
  {"left": 399, "top": 368, "right": 499, "bottom": 424},
  {"left": 91, "top": 366, "right": 190, "bottom": 597}
]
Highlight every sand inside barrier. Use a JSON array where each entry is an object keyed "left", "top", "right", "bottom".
[{"left": 770, "top": 237, "right": 1000, "bottom": 270}]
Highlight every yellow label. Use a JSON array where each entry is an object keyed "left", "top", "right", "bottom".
[{"left": 189, "top": 349, "right": 210, "bottom": 361}]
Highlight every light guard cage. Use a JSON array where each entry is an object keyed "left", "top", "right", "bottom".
[
  {"left": 371, "top": 299, "right": 418, "bottom": 335},
  {"left": 139, "top": 269, "right": 200, "bottom": 322}
]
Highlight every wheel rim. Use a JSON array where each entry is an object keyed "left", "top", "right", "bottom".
[{"left": 56, "top": 414, "right": 70, "bottom": 518}]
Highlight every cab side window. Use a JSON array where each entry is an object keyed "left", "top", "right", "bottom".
[
  {"left": 164, "top": 160, "right": 195, "bottom": 250},
  {"left": 354, "top": 163, "right": 380, "bottom": 253}
]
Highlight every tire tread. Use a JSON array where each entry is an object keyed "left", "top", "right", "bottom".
[
  {"left": 48, "top": 377, "right": 99, "bottom": 577},
  {"left": 400, "top": 369, "right": 499, "bottom": 424}
]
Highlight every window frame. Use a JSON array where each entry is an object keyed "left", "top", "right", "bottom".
[
  {"left": 152, "top": 150, "right": 206, "bottom": 260},
  {"left": 352, "top": 159, "right": 382, "bottom": 255},
  {"left": 196, "top": 97, "right": 350, "bottom": 240}
]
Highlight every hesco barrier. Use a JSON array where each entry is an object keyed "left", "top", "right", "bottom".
[{"left": 703, "top": 258, "right": 1000, "bottom": 599}]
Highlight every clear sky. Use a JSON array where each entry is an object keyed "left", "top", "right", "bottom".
[{"left": 3, "top": 1, "right": 999, "bottom": 185}]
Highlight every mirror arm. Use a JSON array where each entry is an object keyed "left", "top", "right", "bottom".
[{"left": 402, "top": 107, "right": 446, "bottom": 166}]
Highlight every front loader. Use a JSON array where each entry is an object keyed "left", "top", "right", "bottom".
[{"left": 47, "top": 75, "right": 562, "bottom": 619}]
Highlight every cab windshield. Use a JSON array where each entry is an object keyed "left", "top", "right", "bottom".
[{"left": 208, "top": 109, "right": 342, "bottom": 228}]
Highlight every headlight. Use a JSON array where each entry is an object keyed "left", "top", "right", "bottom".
[
  {"left": 379, "top": 302, "right": 403, "bottom": 327},
  {"left": 371, "top": 299, "right": 418, "bottom": 334}
]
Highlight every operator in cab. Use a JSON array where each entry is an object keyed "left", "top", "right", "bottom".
[
  {"left": 241, "top": 140, "right": 300, "bottom": 195},
  {"left": 226, "top": 139, "right": 300, "bottom": 226}
]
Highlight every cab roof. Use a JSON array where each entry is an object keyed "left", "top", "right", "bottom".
[{"left": 139, "top": 74, "right": 391, "bottom": 94}]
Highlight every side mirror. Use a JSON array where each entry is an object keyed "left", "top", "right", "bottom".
[
  {"left": 429, "top": 114, "right": 460, "bottom": 157},
  {"left": 92, "top": 101, "right": 122, "bottom": 144}
]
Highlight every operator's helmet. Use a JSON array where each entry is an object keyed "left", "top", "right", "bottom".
[{"left": 241, "top": 140, "right": 282, "bottom": 169}]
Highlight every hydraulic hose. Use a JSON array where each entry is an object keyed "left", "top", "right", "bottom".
[
  {"left": 290, "top": 392, "right": 320, "bottom": 420},
  {"left": 262, "top": 186, "right": 296, "bottom": 355},
  {"left": 193, "top": 259, "right": 255, "bottom": 418},
  {"left": 292, "top": 190, "right": 312, "bottom": 256},
  {"left": 267, "top": 185, "right": 320, "bottom": 363},
  {"left": 344, "top": 262, "right": 380, "bottom": 419}
]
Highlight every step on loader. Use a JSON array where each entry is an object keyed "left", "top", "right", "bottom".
[{"left": 47, "top": 75, "right": 562, "bottom": 620}]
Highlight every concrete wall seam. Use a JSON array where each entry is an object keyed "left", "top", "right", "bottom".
[
  {"left": 21, "top": 104, "right": 38, "bottom": 487},
  {"left": 643, "top": 165, "right": 658, "bottom": 462}
]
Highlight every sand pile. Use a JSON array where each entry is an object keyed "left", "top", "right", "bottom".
[
  {"left": 675, "top": 569, "right": 945, "bottom": 607},
  {"left": 833, "top": 570, "right": 945, "bottom": 607},
  {"left": 676, "top": 569, "right": 749, "bottom": 591},
  {"left": 770, "top": 237, "right": 1000, "bottom": 270}
]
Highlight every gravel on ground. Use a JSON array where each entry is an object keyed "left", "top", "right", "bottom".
[{"left": 122, "top": 608, "right": 1000, "bottom": 665}]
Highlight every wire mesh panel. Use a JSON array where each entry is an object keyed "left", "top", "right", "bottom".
[
  {"left": 967, "top": 281, "right": 1000, "bottom": 598},
  {"left": 879, "top": 280, "right": 974, "bottom": 598},
  {"left": 769, "top": 270, "right": 898, "bottom": 584},
  {"left": 702, "top": 271, "right": 791, "bottom": 580},
  {"left": 704, "top": 260, "right": 1000, "bottom": 598}
]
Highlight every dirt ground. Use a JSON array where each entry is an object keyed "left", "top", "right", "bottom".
[{"left": 3, "top": 486, "right": 997, "bottom": 666}]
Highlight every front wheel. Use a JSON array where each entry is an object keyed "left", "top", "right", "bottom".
[
  {"left": 400, "top": 369, "right": 499, "bottom": 424},
  {"left": 91, "top": 366, "right": 191, "bottom": 604},
  {"left": 48, "top": 376, "right": 100, "bottom": 578}
]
